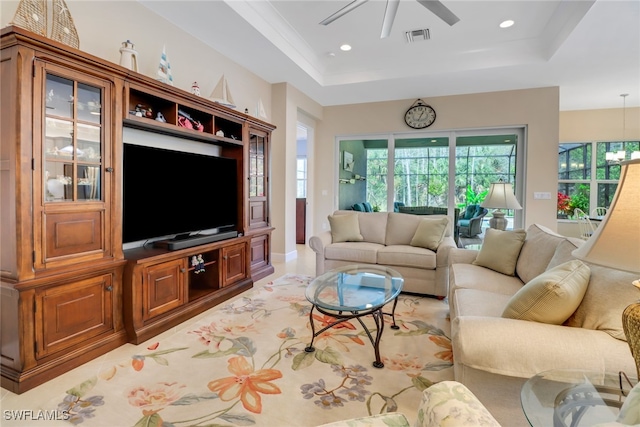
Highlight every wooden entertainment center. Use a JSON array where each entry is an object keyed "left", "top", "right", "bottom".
[{"left": 0, "top": 26, "right": 275, "bottom": 393}]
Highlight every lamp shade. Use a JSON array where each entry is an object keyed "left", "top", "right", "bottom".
[
  {"left": 481, "top": 181, "right": 522, "bottom": 210},
  {"left": 572, "top": 159, "right": 640, "bottom": 274}
]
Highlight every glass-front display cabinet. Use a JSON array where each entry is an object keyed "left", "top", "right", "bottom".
[
  {"left": 34, "top": 60, "right": 112, "bottom": 269},
  {"left": 248, "top": 130, "right": 268, "bottom": 228},
  {"left": 44, "top": 74, "right": 103, "bottom": 202}
]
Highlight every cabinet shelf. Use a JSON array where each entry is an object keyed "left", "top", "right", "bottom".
[
  {"left": 123, "top": 117, "right": 242, "bottom": 146},
  {"left": 125, "top": 86, "right": 244, "bottom": 145}
]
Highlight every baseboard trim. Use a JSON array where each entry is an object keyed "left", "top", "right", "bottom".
[{"left": 272, "top": 249, "right": 298, "bottom": 263}]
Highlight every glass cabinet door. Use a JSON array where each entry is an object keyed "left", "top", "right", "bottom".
[
  {"left": 248, "top": 130, "right": 269, "bottom": 229},
  {"left": 249, "top": 133, "right": 265, "bottom": 198},
  {"left": 44, "top": 74, "right": 102, "bottom": 202}
]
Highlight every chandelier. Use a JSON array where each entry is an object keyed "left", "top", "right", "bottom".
[{"left": 606, "top": 94, "right": 640, "bottom": 163}]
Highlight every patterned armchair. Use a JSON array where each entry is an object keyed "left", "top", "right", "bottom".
[
  {"left": 317, "top": 381, "right": 501, "bottom": 427},
  {"left": 458, "top": 204, "right": 488, "bottom": 238}
]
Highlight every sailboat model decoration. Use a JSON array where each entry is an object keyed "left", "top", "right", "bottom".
[
  {"left": 157, "top": 45, "right": 173, "bottom": 86},
  {"left": 11, "top": 0, "right": 79, "bottom": 48},
  {"left": 209, "top": 75, "right": 236, "bottom": 109}
]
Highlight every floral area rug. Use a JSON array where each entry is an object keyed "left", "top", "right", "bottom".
[{"left": 48, "top": 274, "right": 454, "bottom": 427}]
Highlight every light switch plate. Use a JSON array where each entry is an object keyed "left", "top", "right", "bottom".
[{"left": 533, "top": 192, "right": 552, "bottom": 200}]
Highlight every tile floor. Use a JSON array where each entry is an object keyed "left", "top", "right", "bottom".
[{"left": 0, "top": 245, "right": 316, "bottom": 425}]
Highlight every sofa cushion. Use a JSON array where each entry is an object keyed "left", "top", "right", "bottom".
[
  {"left": 473, "top": 228, "right": 526, "bottom": 276},
  {"left": 328, "top": 214, "right": 363, "bottom": 243},
  {"left": 454, "top": 289, "right": 512, "bottom": 317},
  {"left": 463, "top": 204, "right": 478, "bottom": 219},
  {"left": 377, "top": 245, "right": 437, "bottom": 269},
  {"left": 502, "top": 260, "right": 591, "bottom": 325},
  {"left": 564, "top": 265, "right": 640, "bottom": 341},
  {"left": 546, "top": 238, "right": 583, "bottom": 270},
  {"left": 324, "top": 242, "right": 383, "bottom": 264},
  {"left": 515, "top": 224, "right": 567, "bottom": 283},
  {"left": 410, "top": 217, "right": 449, "bottom": 250},
  {"left": 450, "top": 264, "right": 524, "bottom": 296},
  {"left": 356, "top": 212, "right": 388, "bottom": 245},
  {"left": 385, "top": 213, "right": 423, "bottom": 246}
]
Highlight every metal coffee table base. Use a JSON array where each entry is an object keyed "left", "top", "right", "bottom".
[{"left": 304, "top": 298, "right": 400, "bottom": 368}]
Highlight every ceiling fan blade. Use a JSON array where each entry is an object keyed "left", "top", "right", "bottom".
[
  {"left": 380, "top": 0, "right": 400, "bottom": 38},
  {"left": 319, "top": 0, "right": 370, "bottom": 25},
  {"left": 416, "top": 0, "right": 460, "bottom": 26}
]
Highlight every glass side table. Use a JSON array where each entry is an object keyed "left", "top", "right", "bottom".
[{"left": 521, "top": 369, "right": 636, "bottom": 427}]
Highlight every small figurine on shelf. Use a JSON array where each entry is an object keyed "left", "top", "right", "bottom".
[
  {"left": 197, "top": 255, "right": 205, "bottom": 273},
  {"left": 191, "top": 82, "right": 201, "bottom": 96},
  {"left": 191, "top": 255, "right": 205, "bottom": 274},
  {"left": 156, "top": 112, "right": 167, "bottom": 123}
]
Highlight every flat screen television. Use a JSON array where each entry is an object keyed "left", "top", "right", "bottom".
[{"left": 122, "top": 143, "right": 238, "bottom": 245}]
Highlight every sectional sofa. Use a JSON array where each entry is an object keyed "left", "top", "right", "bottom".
[
  {"left": 448, "top": 224, "right": 638, "bottom": 425},
  {"left": 309, "top": 210, "right": 457, "bottom": 296}
]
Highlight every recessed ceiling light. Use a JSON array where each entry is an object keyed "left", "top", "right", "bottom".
[
  {"left": 500, "top": 20, "right": 514, "bottom": 28},
  {"left": 340, "top": 44, "right": 352, "bottom": 52}
]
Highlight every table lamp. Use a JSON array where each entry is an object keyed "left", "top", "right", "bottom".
[
  {"left": 480, "top": 180, "right": 522, "bottom": 230},
  {"left": 571, "top": 159, "right": 640, "bottom": 378}
]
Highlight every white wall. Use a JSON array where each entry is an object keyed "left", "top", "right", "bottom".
[
  {"left": 0, "top": 1, "right": 273, "bottom": 120},
  {"left": 312, "top": 88, "right": 561, "bottom": 236}
]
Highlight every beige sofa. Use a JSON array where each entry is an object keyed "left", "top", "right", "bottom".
[
  {"left": 448, "top": 224, "right": 638, "bottom": 426},
  {"left": 309, "top": 211, "right": 457, "bottom": 297}
]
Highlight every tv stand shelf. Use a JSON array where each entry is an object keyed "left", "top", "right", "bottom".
[
  {"left": 124, "top": 85, "right": 244, "bottom": 145},
  {"left": 123, "top": 235, "right": 251, "bottom": 344}
]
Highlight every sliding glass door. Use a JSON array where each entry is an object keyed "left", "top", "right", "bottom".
[{"left": 337, "top": 128, "right": 525, "bottom": 228}]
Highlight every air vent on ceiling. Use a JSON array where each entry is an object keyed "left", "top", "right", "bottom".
[{"left": 405, "top": 28, "right": 431, "bottom": 43}]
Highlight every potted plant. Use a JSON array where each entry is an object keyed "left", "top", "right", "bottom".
[{"left": 557, "top": 192, "right": 571, "bottom": 218}]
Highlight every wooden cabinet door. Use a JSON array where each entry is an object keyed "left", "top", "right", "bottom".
[
  {"left": 222, "top": 243, "right": 246, "bottom": 286},
  {"left": 32, "top": 60, "right": 113, "bottom": 271},
  {"left": 250, "top": 234, "right": 269, "bottom": 271},
  {"left": 35, "top": 274, "right": 115, "bottom": 358},
  {"left": 143, "top": 259, "right": 186, "bottom": 321}
]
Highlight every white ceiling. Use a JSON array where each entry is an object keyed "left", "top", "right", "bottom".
[{"left": 138, "top": 0, "right": 639, "bottom": 111}]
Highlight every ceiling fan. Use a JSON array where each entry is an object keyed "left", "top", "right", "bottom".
[{"left": 319, "top": 0, "right": 460, "bottom": 39}]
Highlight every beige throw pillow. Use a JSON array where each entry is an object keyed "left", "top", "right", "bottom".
[
  {"left": 328, "top": 214, "right": 363, "bottom": 243},
  {"left": 502, "top": 260, "right": 590, "bottom": 324},
  {"left": 410, "top": 217, "right": 449, "bottom": 250},
  {"left": 473, "top": 228, "right": 526, "bottom": 276}
]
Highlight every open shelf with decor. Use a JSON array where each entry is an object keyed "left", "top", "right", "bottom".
[{"left": 123, "top": 84, "right": 243, "bottom": 145}]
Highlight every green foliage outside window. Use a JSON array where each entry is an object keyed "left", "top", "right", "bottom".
[
  {"left": 464, "top": 185, "right": 488, "bottom": 206},
  {"left": 558, "top": 141, "right": 639, "bottom": 219},
  {"left": 567, "top": 184, "right": 590, "bottom": 216}
]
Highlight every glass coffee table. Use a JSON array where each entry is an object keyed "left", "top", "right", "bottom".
[
  {"left": 304, "top": 265, "right": 404, "bottom": 368},
  {"left": 521, "top": 369, "right": 636, "bottom": 427}
]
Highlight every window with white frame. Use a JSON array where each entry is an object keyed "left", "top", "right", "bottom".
[
  {"left": 297, "top": 157, "right": 307, "bottom": 198},
  {"left": 557, "top": 141, "right": 639, "bottom": 219}
]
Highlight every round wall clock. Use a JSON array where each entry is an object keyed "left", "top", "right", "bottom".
[{"left": 404, "top": 99, "right": 436, "bottom": 129}]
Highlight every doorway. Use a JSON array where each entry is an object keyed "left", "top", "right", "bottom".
[{"left": 296, "top": 124, "right": 309, "bottom": 244}]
